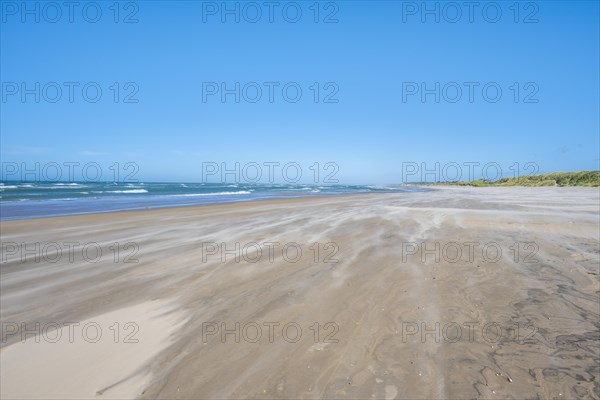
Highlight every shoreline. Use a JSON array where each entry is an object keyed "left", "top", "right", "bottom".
[
  {"left": 3, "top": 184, "right": 594, "bottom": 222},
  {"left": 0, "top": 185, "right": 428, "bottom": 221},
  {"left": 0, "top": 191, "right": 379, "bottom": 222}
]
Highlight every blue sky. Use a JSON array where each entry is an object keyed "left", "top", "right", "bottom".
[{"left": 1, "top": 1, "right": 599, "bottom": 183}]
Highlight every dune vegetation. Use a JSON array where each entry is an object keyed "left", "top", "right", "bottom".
[{"left": 436, "top": 170, "right": 600, "bottom": 187}]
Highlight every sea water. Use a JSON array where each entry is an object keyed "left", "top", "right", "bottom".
[{"left": 0, "top": 182, "right": 424, "bottom": 220}]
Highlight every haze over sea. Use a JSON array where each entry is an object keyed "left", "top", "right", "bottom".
[{"left": 0, "top": 181, "right": 423, "bottom": 220}]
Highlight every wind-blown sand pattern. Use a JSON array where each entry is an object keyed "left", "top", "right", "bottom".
[{"left": 1, "top": 187, "right": 599, "bottom": 399}]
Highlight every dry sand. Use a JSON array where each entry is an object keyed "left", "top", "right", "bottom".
[{"left": 1, "top": 187, "right": 599, "bottom": 399}]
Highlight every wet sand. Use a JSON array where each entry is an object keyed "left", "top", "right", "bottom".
[{"left": 1, "top": 187, "right": 599, "bottom": 399}]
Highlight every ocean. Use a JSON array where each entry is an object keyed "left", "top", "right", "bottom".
[{"left": 0, "top": 182, "right": 423, "bottom": 220}]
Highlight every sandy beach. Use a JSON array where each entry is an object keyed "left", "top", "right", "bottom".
[{"left": 1, "top": 187, "right": 599, "bottom": 399}]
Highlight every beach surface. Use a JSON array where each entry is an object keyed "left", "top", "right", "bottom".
[{"left": 1, "top": 187, "right": 599, "bottom": 399}]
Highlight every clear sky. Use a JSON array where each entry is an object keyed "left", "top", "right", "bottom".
[{"left": 1, "top": 1, "right": 599, "bottom": 183}]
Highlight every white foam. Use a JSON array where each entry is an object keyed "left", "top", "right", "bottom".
[
  {"left": 92, "top": 189, "right": 149, "bottom": 194},
  {"left": 171, "top": 191, "right": 251, "bottom": 197}
]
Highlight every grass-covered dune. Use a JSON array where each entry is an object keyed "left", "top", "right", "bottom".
[{"left": 433, "top": 170, "right": 600, "bottom": 187}]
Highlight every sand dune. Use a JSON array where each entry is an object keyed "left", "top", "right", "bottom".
[{"left": 1, "top": 187, "right": 599, "bottom": 399}]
